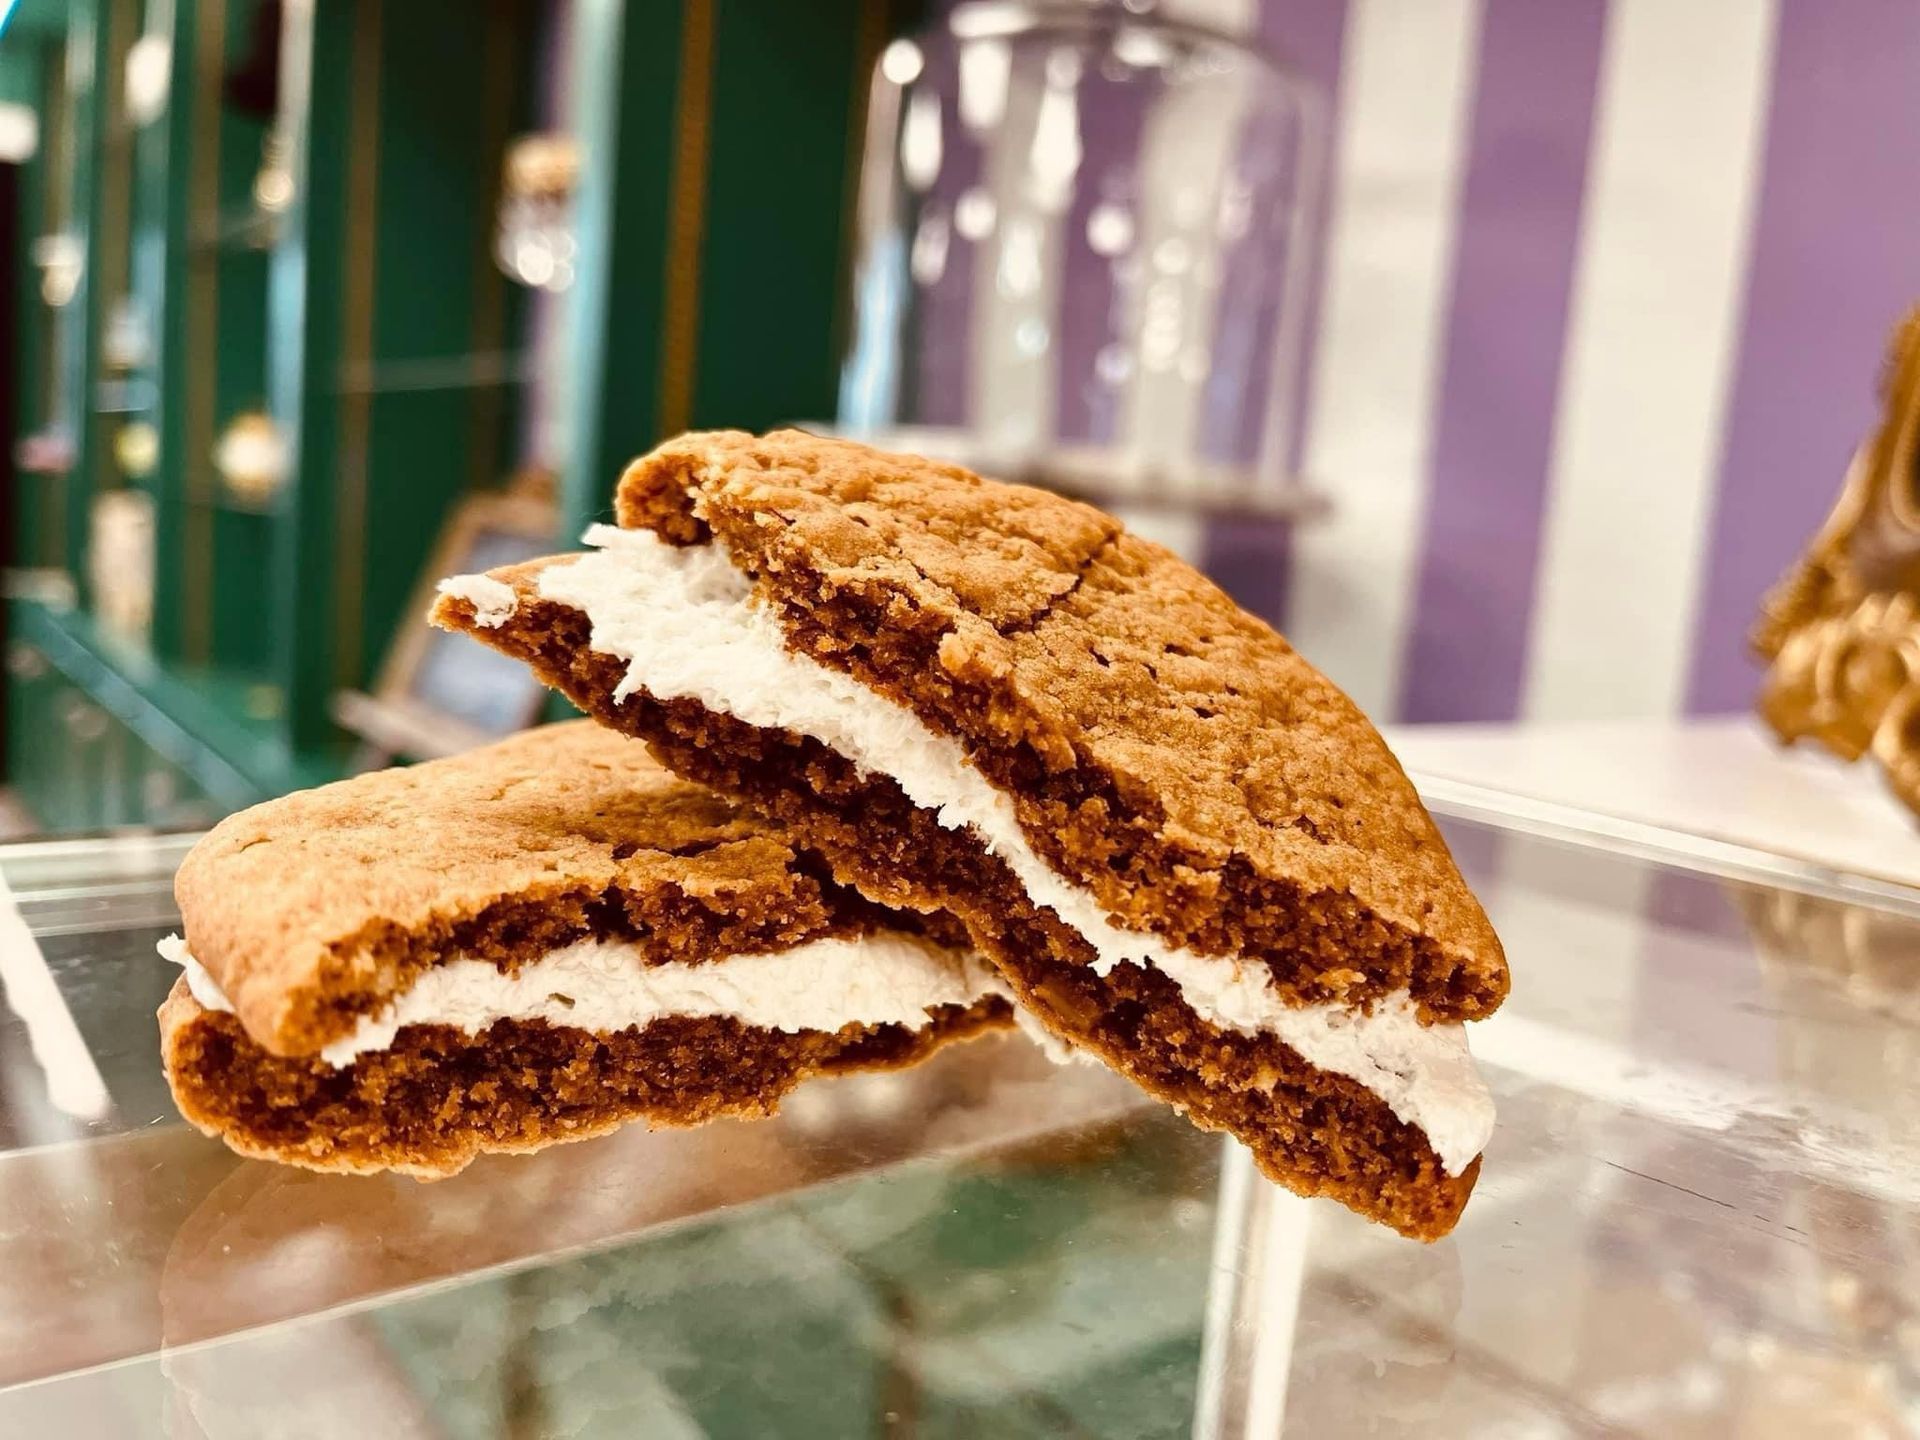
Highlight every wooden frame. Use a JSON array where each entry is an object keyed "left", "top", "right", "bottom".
[{"left": 331, "top": 488, "right": 556, "bottom": 765}]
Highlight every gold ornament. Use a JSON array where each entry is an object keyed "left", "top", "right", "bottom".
[
  {"left": 212, "top": 411, "right": 289, "bottom": 508},
  {"left": 1755, "top": 307, "right": 1920, "bottom": 822}
]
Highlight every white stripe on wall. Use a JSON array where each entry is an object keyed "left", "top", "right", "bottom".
[
  {"left": 1522, "top": 0, "right": 1779, "bottom": 722},
  {"left": 1284, "top": 0, "right": 1484, "bottom": 720},
  {"left": 1477, "top": 837, "right": 1652, "bottom": 1048},
  {"left": 1114, "top": 506, "right": 1204, "bottom": 563}
]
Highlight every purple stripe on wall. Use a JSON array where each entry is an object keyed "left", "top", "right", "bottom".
[
  {"left": 1200, "top": 0, "right": 1347, "bottom": 631},
  {"left": 1642, "top": 868, "right": 1747, "bottom": 940},
  {"left": 1436, "top": 818, "right": 1502, "bottom": 894},
  {"left": 1397, "top": 0, "right": 1605, "bottom": 724},
  {"left": 1686, "top": 0, "right": 1920, "bottom": 714}
]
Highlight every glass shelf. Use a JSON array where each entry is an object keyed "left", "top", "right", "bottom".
[
  {"left": 191, "top": 207, "right": 282, "bottom": 256},
  {"left": 334, "top": 351, "right": 535, "bottom": 397},
  {"left": 0, "top": 798, "right": 1915, "bottom": 1435}
]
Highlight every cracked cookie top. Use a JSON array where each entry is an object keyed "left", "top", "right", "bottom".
[
  {"left": 614, "top": 430, "right": 1508, "bottom": 1019},
  {"left": 175, "top": 721, "right": 868, "bottom": 1057}
]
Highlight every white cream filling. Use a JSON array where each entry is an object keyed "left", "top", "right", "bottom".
[
  {"left": 160, "top": 931, "right": 1010, "bottom": 1069},
  {"left": 508, "top": 526, "right": 1495, "bottom": 1174},
  {"left": 436, "top": 573, "right": 519, "bottom": 628}
]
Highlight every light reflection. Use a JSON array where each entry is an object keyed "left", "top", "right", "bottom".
[
  {"left": 910, "top": 210, "right": 950, "bottom": 286},
  {"left": 880, "top": 37, "right": 924, "bottom": 87},
  {"left": 1087, "top": 201, "right": 1134, "bottom": 257},
  {"left": 1026, "top": 50, "right": 1082, "bottom": 214},
  {"left": 996, "top": 215, "right": 1043, "bottom": 298},
  {"left": 1113, "top": 24, "right": 1174, "bottom": 70},
  {"left": 1218, "top": 176, "right": 1254, "bottom": 242},
  {"left": 958, "top": 38, "right": 1011, "bottom": 132},
  {"left": 954, "top": 187, "right": 997, "bottom": 242},
  {"left": 900, "top": 89, "right": 943, "bottom": 192},
  {"left": 1015, "top": 316, "right": 1050, "bottom": 357}
]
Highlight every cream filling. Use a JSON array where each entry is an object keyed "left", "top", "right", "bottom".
[
  {"left": 436, "top": 573, "right": 519, "bottom": 628},
  {"left": 496, "top": 526, "right": 1495, "bottom": 1175},
  {"left": 159, "top": 931, "right": 1011, "bottom": 1070}
]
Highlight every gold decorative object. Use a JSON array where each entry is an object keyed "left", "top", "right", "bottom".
[
  {"left": 1755, "top": 307, "right": 1920, "bottom": 822},
  {"left": 503, "top": 133, "right": 579, "bottom": 202},
  {"left": 113, "top": 420, "right": 159, "bottom": 479},
  {"left": 211, "top": 411, "right": 288, "bottom": 508},
  {"left": 252, "top": 127, "right": 296, "bottom": 217},
  {"left": 88, "top": 490, "right": 155, "bottom": 643},
  {"left": 495, "top": 133, "right": 579, "bottom": 293},
  {"left": 1738, "top": 884, "right": 1920, "bottom": 1023},
  {"left": 31, "top": 233, "right": 83, "bottom": 308}
]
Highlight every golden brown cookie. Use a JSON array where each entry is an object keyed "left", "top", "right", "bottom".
[
  {"left": 433, "top": 432, "right": 1506, "bottom": 1238},
  {"left": 160, "top": 722, "right": 1012, "bottom": 1176}
]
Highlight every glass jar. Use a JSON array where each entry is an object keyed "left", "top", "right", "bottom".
[{"left": 838, "top": 0, "right": 1328, "bottom": 515}]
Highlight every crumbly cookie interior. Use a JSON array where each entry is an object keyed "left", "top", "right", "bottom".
[
  {"left": 445, "top": 594, "right": 1479, "bottom": 1238},
  {"left": 162, "top": 982, "right": 1009, "bottom": 1177}
]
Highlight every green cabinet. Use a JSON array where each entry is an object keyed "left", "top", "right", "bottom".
[{"left": 6, "top": 0, "right": 911, "bottom": 832}]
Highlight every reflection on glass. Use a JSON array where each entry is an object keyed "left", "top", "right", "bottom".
[{"left": 3, "top": 813, "right": 1920, "bottom": 1434}]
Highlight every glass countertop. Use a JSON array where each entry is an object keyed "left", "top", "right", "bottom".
[{"left": 0, "top": 801, "right": 1915, "bottom": 1437}]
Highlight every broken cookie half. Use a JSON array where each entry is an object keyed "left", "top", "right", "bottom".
[
  {"left": 159, "top": 721, "right": 1012, "bottom": 1176},
  {"left": 434, "top": 429, "right": 1509, "bottom": 1239}
]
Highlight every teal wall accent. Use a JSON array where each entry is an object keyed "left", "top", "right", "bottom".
[
  {"left": 143, "top": 0, "right": 196, "bottom": 661},
  {"left": 561, "top": 0, "right": 687, "bottom": 539},
  {"left": 0, "top": 43, "right": 37, "bottom": 105},
  {"left": 57, "top": 0, "right": 107, "bottom": 595},
  {"left": 267, "top": 0, "right": 353, "bottom": 752},
  {"left": 3, "top": 0, "right": 72, "bottom": 39}
]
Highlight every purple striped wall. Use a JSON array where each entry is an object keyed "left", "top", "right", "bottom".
[
  {"left": 888, "top": 1, "right": 1920, "bottom": 726},
  {"left": 1398, "top": 0, "right": 1605, "bottom": 723},
  {"left": 1200, "top": 0, "right": 1347, "bottom": 631},
  {"left": 1685, "top": 0, "right": 1920, "bottom": 713}
]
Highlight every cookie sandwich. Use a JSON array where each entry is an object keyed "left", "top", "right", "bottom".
[
  {"left": 434, "top": 430, "right": 1509, "bottom": 1238},
  {"left": 159, "top": 722, "right": 1013, "bottom": 1176}
]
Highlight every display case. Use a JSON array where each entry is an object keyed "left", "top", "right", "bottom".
[{"left": 0, "top": 786, "right": 1913, "bottom": 1436}]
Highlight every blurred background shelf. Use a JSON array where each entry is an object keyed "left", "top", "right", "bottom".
[
  {"left": 8, "top": 596, "right": 338, "bottom": 830},
  {"left": 334, "top": 350, "right": 537, "bottom": 397},
  {"left": 0, "top": 0, "right": 908, "bottom": 831}
]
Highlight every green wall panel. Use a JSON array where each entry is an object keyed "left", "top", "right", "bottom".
[
  {"left": 57, "top": 0, "right": 106, "bottom": 593},
  {"left": 561, "top": 0, "right": 907, "bottom": 534},
  {"left": 268, "top": 0, "right": 351, "bottom": 749},
  {"left": 10, "top": 37, "right": 54, "bottom": 568},
  {"left": 207, "top": 505, "right": 271, "bottom": 672},
  {"left": 350, "top": 0, "right": 532, "bottom": 691},
  {"left": 143, "top": 0, "right": 194, "bottom": 659},
  {"left": 691, "top": 0, "right": 882, "bottom": 434}
]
